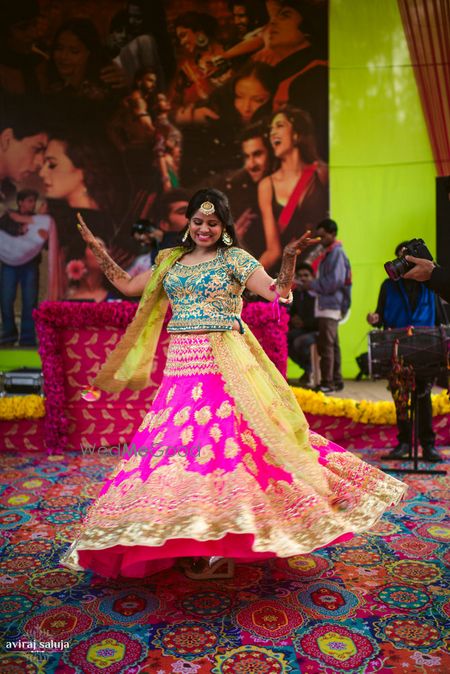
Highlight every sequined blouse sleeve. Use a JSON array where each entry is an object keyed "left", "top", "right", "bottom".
[{"left": 225, "top": 247, "right": 262, "bottom": 286}]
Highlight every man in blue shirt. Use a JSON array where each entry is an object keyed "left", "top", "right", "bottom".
[{"left": 367, "top": 242, "right": 445, "bottom": 462}]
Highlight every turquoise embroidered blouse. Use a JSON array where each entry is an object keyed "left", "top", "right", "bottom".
[{"left": 163, "top": 247, "right": 262, "bottom": 332}]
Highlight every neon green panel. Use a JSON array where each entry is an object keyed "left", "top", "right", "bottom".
[{"left": 330, "top": 0, "right": 436, "bottom": 377}]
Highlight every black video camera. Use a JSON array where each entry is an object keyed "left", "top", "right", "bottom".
[{"left": 384, "top": 238, "right": 433, "bottom": 281}]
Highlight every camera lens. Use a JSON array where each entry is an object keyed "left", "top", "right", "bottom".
[{"left": 384, "top": 257, "right": 411, "bottom": 281}]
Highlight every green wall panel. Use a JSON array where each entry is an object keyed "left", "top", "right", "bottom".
[{"left": 330, "top": 0, "right": 436, "bottom": 376}]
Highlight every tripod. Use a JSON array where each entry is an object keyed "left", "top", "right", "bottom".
[
  {"left": 383, "top": 374, "right": 446, "bottom": 476},
  {"left": 369, "top": 326, "right": 449, "bottom": 476}
]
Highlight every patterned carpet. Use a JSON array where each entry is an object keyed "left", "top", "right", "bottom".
[{"left": 0, "top": 448, "right": 448, "bottom": 674}]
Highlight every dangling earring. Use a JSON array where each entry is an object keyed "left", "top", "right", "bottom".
[
  {"left": 222, "top": 230, "right": 232, "bottom": 246},
  {"left": 196, "top": 32, "right": 208, "bottom": 48},
  {"left": 182, "top": 227, "right": 190, "bottom": 243}
]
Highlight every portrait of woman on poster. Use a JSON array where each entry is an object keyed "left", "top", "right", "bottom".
[
  {"left": 178, "top": 62, "right": 276, "bottom": 186},
  {"left": 39, "top": 126, "right": 127, "bottom": 296},
  {"left": 256, "top": 0, "right": 328, "bottom": 159},
  {"left": 45, "top": 18, "right": 127, "bottom": 103},
  {"left": 258, "top": 106, "right": 328, "bottom": 272},
  {"left": 194, "top": 61, "right": 275, "bottom": 128},
  {"left": 171, "top": 11, "right": 226, "bottom": 112}
]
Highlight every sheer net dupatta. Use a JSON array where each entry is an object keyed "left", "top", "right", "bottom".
[
  {"left": 94, "top": 247, "right": 185, "bottom": 393},
  {"left": 208, "top": 326, "right": 331, "bottom": 497}
]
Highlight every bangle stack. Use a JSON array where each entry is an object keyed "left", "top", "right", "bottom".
[
  {"left": 269, "top": 282, "right": 294, "bottom": 305},
  {"left": 279, "top": 290, "right": 293, "bottom": 304}
]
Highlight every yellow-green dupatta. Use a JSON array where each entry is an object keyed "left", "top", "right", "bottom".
[
  {"left": 94, "top": 246, "right": 185, "bottom": 393},
  {"left": 208, "top": 328, "right": 330, "bottom": 496}
]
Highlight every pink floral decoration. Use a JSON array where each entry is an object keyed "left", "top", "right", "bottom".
[
  {"left": 34, "top": 301, "right": 139, "bottom": 453},
  {"left": 66, "top": 259, "right": 87, "bottom": 281},
  {"left": 33, "top": 301, "right": 288, "bottom": 453},
  {"left": 242, "top": 302, "right": 289, "bottom": 376}
]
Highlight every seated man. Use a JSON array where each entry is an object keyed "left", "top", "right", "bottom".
[
  {"left": 288, "top": 263, "right": 318, "bottom": 386},
  {"left": 367, "top": 241, "right": 445, "bottom": 462}
]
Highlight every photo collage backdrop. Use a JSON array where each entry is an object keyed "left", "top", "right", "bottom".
[{"left": 0, "top": 0, "right": 328, "bottom": 342}]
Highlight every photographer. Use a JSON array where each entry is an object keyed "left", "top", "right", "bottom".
[
  {"left": 367, "top": 241, "right": 446, "bottom": 462},
  {"left": 402, "top": 256, "right": 450, "bottom": 303}
]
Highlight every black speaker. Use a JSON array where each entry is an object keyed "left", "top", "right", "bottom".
[
  {"left": 0, "top": 368, "right": 43, "bottom": 394},
  {"left": 436, "top": 176, "right": 450, "bottom": 267}
]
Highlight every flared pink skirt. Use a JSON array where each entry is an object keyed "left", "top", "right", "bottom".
[{"left": 62, "top": 334, "right": 406, "bottom": 578}]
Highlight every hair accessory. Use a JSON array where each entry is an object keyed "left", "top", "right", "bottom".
[
  {"left": 66, "top": 259, "right": 87, "bottom": 281},
  {"left": 182, "top": 227, "right": 190, "bottom": 242},
  {"left": 199, "top": 201, "right": 215, "bottom": 215},
  {"left": 222, "top": 230, "right": 232, "bottom": 246}
]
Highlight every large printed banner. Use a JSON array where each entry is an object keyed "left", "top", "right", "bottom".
[{"left": 0, "top": 0, "right": 328, "bottom": 347}]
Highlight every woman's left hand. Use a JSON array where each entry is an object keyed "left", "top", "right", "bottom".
[{"left": 284, "top": 230, "right": 321, "bottom": 256}]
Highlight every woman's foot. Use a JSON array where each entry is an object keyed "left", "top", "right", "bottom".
[{"left": 184, "top": 556, "right": 235, "bottom": 580}]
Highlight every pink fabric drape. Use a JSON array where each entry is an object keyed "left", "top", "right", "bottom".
[{"left": 398, "top": 0, "right": 450, "bottom": 176}]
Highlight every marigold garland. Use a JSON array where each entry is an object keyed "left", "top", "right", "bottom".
[
  {"left": 2, "top": 388, "right": 448, "bottom": 426},
  {"left": 0, "top": 395, "right": 45, "bottom": 420},
  {"left": 292, "top": 387, "right": 450, "bottom": 425}
]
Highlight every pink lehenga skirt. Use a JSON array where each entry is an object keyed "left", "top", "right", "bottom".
[{"left": 61, "top": 333, "right": 407, "bottom": 578}]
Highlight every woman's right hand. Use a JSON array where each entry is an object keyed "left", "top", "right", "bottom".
[
  {"left": 76, "top": 212, "right": 99, "bottom": 249},
  {"left": 76, "top": 212, "right": 135, "bottom": 293}
]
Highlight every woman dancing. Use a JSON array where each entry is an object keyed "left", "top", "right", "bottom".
[{"left": 61, "top": 188, "right": 406, "bottom": 580}]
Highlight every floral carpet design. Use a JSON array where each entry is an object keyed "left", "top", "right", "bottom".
[{"left": 0, "top": 447, "right": 448, "bottom": 674}]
